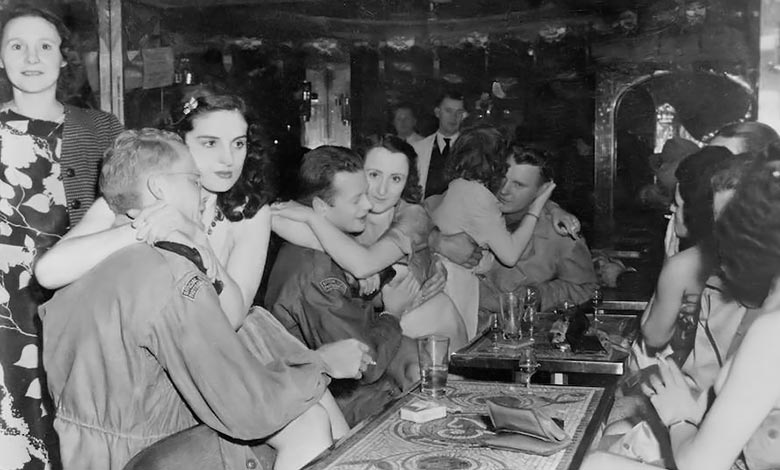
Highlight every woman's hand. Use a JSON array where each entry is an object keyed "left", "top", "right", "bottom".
[
  {"left": 550, "top": 205, "right": 580, "bottom": 238},
  {"left": 414, "top": 258, "right": 448, "bottom": 307},
  {"left": 382, "top": 265, "right": 421, "bottom": 315},
  {"left": 358, "top": 274, "right": 381, "bottom": 297},
  {"left": 130, "top": 202, "right": 204, "bottom": 245},
  {"left": 664, "top": 215, "right": 679, "bottom": 258},
  {"left": 271, "top": 200, "right": 315, "bottom": 223},
  {"left": 528, "top": 181, "right": 557, "bottom": 217},
  {"left": 643, "top": 358, "right": 705, "bottom": 427}
]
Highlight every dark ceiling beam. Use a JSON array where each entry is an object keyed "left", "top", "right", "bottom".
[{"left": 133, "top": 0, "right": 324, "bottom": 9}]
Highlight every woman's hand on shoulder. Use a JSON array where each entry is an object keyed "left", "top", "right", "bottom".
[
  {"left": 130, "top": 201, "right": 205, "bottom": 245},
  {"left": 549, "top": 204, "right": 580, "bottom": 238},
  {"left": 271, "top": 200, "right": 314, "bottom": 223},
  {"left": 528, "top": 181, "right": 556, "bottom": 216}
]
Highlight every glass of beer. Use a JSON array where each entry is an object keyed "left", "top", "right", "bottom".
[{"left": 417, "top": 335, "right": 450, "bottom": 397}]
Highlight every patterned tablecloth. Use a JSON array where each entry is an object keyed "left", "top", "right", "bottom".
[{"left": 306, "top": 380, "right": 611, "bottom": 470}]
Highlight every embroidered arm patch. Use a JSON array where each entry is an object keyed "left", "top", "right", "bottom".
[
  {"left": 182, "top": 275, "right": 207, "bottom": 301},
  {"left": 319, "top": 277, "right": 348, "bottom": 295}
]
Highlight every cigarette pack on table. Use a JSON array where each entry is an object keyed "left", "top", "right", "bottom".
[{"left": 400, "top": 399, "right": 447, "bottom": 423}]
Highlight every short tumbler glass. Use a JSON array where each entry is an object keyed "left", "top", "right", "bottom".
[{"left": 417, "top": 335, "right": 450, "bottom": 397}]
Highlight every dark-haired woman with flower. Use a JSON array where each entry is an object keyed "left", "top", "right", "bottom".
[
  {"left": 36, "top": 89, "right": 272, "bottom": 328},
  {"left": 0, "top": 6, "right": 122, "bottom": 469},
  {"left": 35, "top": 87, "right": 356, "bottom": 464}
]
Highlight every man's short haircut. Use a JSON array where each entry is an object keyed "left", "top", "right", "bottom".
[
  {"left": 100, "top": 128, "right": 186, "bottom": 215},
  {"left": 297, "top": 145, "right": 364, "bottom": 206},
  {"left": 507, "top": 144, "right": 555, "bottom": 183},
  {"left": 435, "top": 89, "right": 465, "bottom": 108}
]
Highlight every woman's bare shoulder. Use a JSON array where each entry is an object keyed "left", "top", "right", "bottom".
[
  {"left": 229, "top": 205, "right": 271, "bottom": 237},
  {"left": 661, "top": 246, "right": 702, "bottom": 276}
]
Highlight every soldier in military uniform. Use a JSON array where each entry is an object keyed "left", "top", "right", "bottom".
[
  {"left": 40, "top": 130, "right": 370, "bottom": 470},
  {"left": 266, "top": 145, "right": 421, "bottom": 426}
]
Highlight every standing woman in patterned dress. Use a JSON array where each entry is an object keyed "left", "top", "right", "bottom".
[{"left": 0, "top": 6, "right": 122, "bottom": 470}]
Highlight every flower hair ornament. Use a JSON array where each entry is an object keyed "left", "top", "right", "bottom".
[{"left": 182, "top": 97, "right": 199, "bottom": 116}]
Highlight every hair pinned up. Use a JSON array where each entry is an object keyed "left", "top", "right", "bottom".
[{"left": 164, "top": 86, "right": 277, "bottom": 221}]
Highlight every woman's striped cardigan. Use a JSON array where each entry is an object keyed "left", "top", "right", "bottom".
[{"left": 60, "top": 105, "right": 123, "bottom": 226}]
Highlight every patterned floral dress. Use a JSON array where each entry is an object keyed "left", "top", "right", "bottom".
[{"left": 1, "top": 110, "right": 68, "bottom": 470}]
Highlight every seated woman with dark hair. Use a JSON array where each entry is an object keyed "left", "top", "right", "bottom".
[
  {"left": 602, "top": 150, "right": 748, "bottom": 459},
  {"left": 640, "top": 147, "right": 737, "bottom": 360},
  {"left": 584, "top": 156, "right": 780, "bottom": 470},
  {"left": 664, "top": 120, "right": 779, "bottom": 257},
  {"left": 272, "top": 134, "right": 467, "bottom": 348}
]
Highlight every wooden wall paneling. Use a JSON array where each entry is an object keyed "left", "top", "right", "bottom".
[{"left": 97, "top": 0, "right": 124, "bottom": 123}]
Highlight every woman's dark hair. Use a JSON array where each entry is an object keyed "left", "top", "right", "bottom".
[
  {"left": 674, "top": 146, "right": 736, "bottom": 245},
  {"left": 166, "top": 87, "right": 276, "bottom": 221},
  {"left": 0, "top": 5, "right": 72, "bottom": 57},
  {"left": 715, "top": 157, "right": 780, "bottom": 307},
  {"left": 360, "top": 134, "right": 423, "bottom": 204},
  {"left": 708, "top": 121, "right": 780, "bottom": 156},
  {"left": 444, "top": 126, "right": 508, "bottom": 194}
]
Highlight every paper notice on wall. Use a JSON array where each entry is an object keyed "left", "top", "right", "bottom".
[{"left": 142, "top": 47, "right": 174, "bottom": 89}]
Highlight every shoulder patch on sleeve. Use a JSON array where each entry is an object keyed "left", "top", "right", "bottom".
[
  {"left": 319, "top": 277, "right": 348, "bottom": 295},
  {"left": 182, "top": 274, "right": 207, "bottom": 301}
]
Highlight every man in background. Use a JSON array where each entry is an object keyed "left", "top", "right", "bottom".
[
  {"left": 413, "top": 90, "right": 466, "bottom": 197},
  {"left": 392, "top": 103, "right": 423, "bottom": 144}
]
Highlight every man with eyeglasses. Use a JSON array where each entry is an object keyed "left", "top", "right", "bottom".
[
  {"left": 412, "top": 89, "right": 467, "bottom": 197},
  {"left": 39, "top": 129, "right": 368, "bottom": 470}
]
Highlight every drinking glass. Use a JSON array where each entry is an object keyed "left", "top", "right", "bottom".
[
  {"left": 516, "top": 347, "right": 539, "bottom": 390},
  {"left": 499, "top": 291, "right": 524, "bottom": 343},
  {"left": 417, "top": 335, "right": 450, "bottom": 397},
  {"left": 521, "top": 287, "right": 538, "bottom": 342}
]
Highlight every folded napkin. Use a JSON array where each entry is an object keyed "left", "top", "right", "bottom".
[{"left": 483, "top": 398, "right": 571, "bottom": 456}]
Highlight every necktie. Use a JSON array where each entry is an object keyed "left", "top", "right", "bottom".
[
  {"left": 442, "top": 137, "right": 451, "bottom": 158},
  {"left": 425, "top": 137, "right": 451, "bottom": 197}
]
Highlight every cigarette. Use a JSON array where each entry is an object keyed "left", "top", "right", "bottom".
[
  {"left": 664, "top": 214, "right": 672, "bottom": 220},
  {"left": 368, "top": 360, "right": 376, "bottom": 366}
]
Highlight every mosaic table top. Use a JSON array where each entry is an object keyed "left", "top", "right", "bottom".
[{"left": 305, "top": 380, "right": 612, "bottom": 470}]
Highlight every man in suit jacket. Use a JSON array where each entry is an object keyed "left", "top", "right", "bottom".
[{"left": 412, "top": 90, "right": 466, "bottom": 197}]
